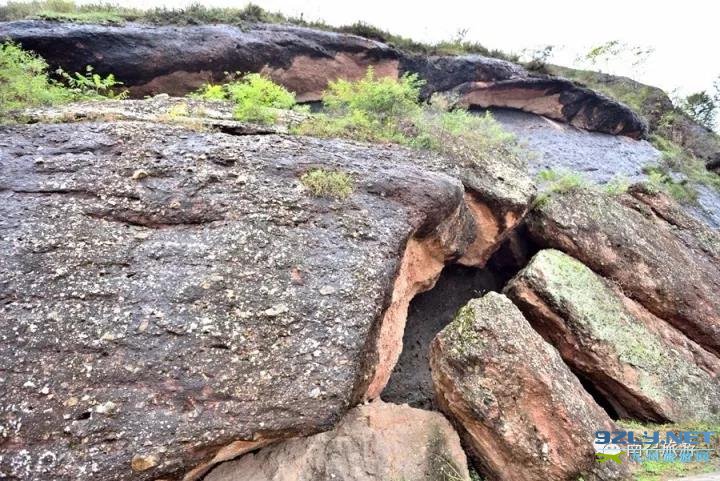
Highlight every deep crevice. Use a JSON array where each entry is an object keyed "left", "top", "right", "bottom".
[
  {"left": 381, "top": 233, "right": 535, "bottom": 409},
  {"left": 573, "top": 371, "right": 620, "bottom": 420}
]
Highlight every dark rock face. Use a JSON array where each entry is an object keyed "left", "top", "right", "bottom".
[
  {"left": 505, "top": 249, "right": 720, "bottom": 423},
  {"left": 430, "top": 293, "right": 628, "bottom": 481},
  {"left": 0, "top": 20, "right": 394, "bottom": 100},
  {"left": 526, "top": 189, "right": 720, "bottom": 357},
  {"left": 204, "top": 401, "right": 470, "bottom": 481},
  {"left": 0, "top": 20, "right": 645, "bottom": 137},
  {"left": 0, "top": 119, "right": 533, "bottom": 481}
]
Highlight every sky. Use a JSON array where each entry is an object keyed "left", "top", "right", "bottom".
[{"left": 29, "top": 0, "right": 720, "bottom": 97}]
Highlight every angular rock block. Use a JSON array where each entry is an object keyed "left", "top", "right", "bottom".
[
  {"left": 527, "top": 189, "right": 720, "bottom": 357},
  {"left": 505, "top": 249, "right": 720, "bottom": 423},
  {"left": 204, "top": 401, "right": 470, "bottom": 481},
  {"left": 430, "top": 292, "right": 627, "bottom": 481}
]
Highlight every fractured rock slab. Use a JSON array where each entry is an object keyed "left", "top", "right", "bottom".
[
  {"left": 505, "top": 249, "right": 720, "bottom": 423},
  {"left": 526, "top": 189, "right": 720, "bottom": 357},
  {"left": 430, "top": 292, "right": 627, "bottom": 481}
]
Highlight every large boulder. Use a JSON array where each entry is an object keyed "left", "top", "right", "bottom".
[
  {"left": 0, "top": 20, "right": 645, "bottom": 137},
  {"left": 505, "top": 249, "right": 720, "bottom": 423},
  {"left": 526, "top": 188, "right": 720, "bottom": 357},
  {"left": 204, "top": 401, "right": 470, "bottom": 481},
  {"left": 0, "top": 111, "right": 531, "bottom": 480},
  {"left": 430, "top": 292, "right": 626, "bottom": 481}
]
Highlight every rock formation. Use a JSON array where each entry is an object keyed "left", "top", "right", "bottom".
[
  {"left": 1, "top": 15, "right": 720, "bottom": 481},
  {"left": 0, "top": 20, "right": 646, "bottom": 137},
  {"left": 430, "top": 292, "right": 627, "bottom": 481},
  {"left": 453, "top": 78, "right": 646, "bottom": 138},
  {"left": 548, "top": 64, "right": 720, "bottom": 171},
  {"left": 505, "top": 249, "right": 720, "bottom": 423},
  {"left": 204, "top": 401, "right": 470, "bottom": 481},
  {"left": 0, "top": 108, "right": 534, "bottom": 480},
  {"left": 526, "top": 189, "right": 720, "bottom": 357}
]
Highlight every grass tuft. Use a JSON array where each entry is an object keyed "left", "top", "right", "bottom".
[{"left": 300, "top": 169, "right": 353, "bottom": 199}]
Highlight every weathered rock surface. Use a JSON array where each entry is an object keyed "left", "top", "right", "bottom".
[
  {"left": 204, "top": 401, "right": 470, "bottom": 481},
  {"left": 0, "top": 20, "right": 645, "bottom": 137},
  {"left": 490, "top": 107, "right": 660, "bottom": 184},
  {"left": 505, "top": 249, "right": 720, "bottom": 423},
  {"left": 430, "top": 292, "right": 627, "bottom": 481},
  {"left": 0, "top": 111, "right": 533, "bottom": 480},
  {"left": 526, "top": 189, "right": 720, "bottom": 357},
  {"left": 454, "top": 78, "right": 647, "bottom": 138}
]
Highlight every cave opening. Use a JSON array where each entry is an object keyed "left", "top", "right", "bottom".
[{"left": 381, "top": 229, "right": 537, "bottom": 409}]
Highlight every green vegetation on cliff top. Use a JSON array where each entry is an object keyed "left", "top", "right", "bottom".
[{"left": 0, "top": 0, "right": 517, "bottom": 59}]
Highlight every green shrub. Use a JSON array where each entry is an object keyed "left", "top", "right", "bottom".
[
  {"left": 189, "top": 83, "right": 228, "bottom": 101},
  {"left": 300, "top": 169, "right": 353, "bottom": 199},
  {"left": 224, "top": 73, "right": 295, "bottom": 123},
  {"left": 0, "top": 41, "right": 73, "bottom": 114},
  {"left": 296, "top": 69, "right": 524, "bottom": 171},
  {"left": 296, "top": 69, "right": 423, "bottom": 143},
  {"left": 58, "top": 65, "right": 126, "bottom": 99},
  {"left": 0, "top": 41, "right": 124, "bottom": 119},
  {"left": 324, "top": 68, "right": 423, "bottom": 123}
]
